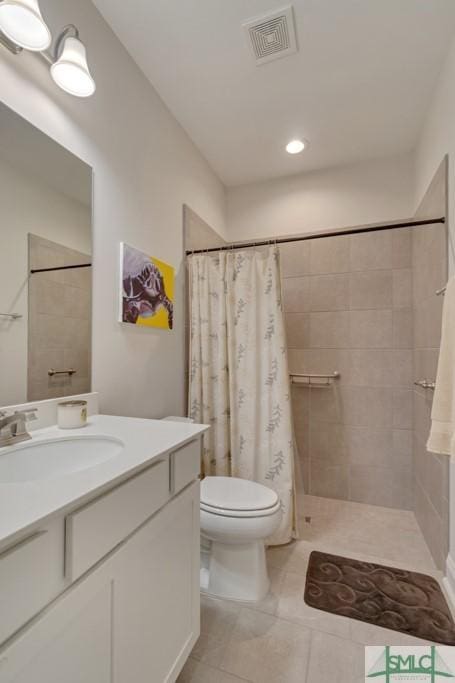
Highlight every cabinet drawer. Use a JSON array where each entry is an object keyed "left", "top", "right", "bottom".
[
  {"left": 65, "top": 459, "right": 169, "bottom": 581},
  {"left": 0, "top": 519, "right": 64, "bottom": 645},
  {"left": 171, "top": 439, "right": 201, "bottom": 494}
]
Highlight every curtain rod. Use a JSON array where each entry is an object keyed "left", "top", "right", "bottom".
[
  {"left": 185, "top": 217, "right": 445, "bottom": 255},
  {"left": 30, "top": 263, "right": 92, "bottom": 274}
]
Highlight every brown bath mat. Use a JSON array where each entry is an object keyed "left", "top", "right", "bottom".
[{"left": 304, "top": 550, "right": 455, "bottom": 645}]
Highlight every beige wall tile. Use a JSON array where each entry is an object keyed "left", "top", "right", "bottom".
[
  {"left": 344, "top": 427, "right": 392, "bottom": 466},
  {"left": 282, "top": 276, "right": 311, "bottom": 312},
  {"left": 414, "top": 481, "right": 445, "bottom": 569},
  {"left": 63, "top": 285, "right": 91, "bottom": 320},
  {"left": 310, "top": 461, "right": 349, "bottom": 500},
  {"left": 349, "top": 271, "right": 393, "bottom": 310},
  {"left": 309, "top": 311, "right": 350, "bottom": 348},
  {"left": 309, "top": 422, "right": 348, "bottom": 464},
  {"left": 392, "top": 429, "right": 413, "bottom": 466},
  {"left": 349, "top": 349, "right": 412, "bottom": 387},
  {"left": 392, "top": 388, "right": 413, "bottom": 429},
  {"left": 393, "top": 309, "right": 413, "bottom": 348},
  {"left": 340, "top": 386, "right": 393, "bottom": 429},
  {"left": 350, "top": 231, "right": 392, "bottom": 271},
  {"left": 310, "top": 236, "right": 350, "bottom": 274},
  {"left": 309, "top": 274, "right": 349, "bottom": 311},
  {"left": 63, "top": 348, "right": 90, "bottom": 380},
  {"left": 292, "top": 387, "right": 310, "bottom": 426},
  {"left": 393, "top": 269, "right": 412, "bottom": 309},
  {"left": 310, "top": 387, "right": 343, "bottom": 423},
  {"left": 349, "top": 309, "right": 393, "bottom": 348},
  {"left": 285, "top": 313, "right": 310, "bottom": 348},
  {"left": 279, "top": 242, "right": 310, "bottom": 277},
  {"left": 350, "top": 465, "right": 412, "bottom": 509},
  {"left": 391, "top": 227, "right": 412, "bottom": 269}
]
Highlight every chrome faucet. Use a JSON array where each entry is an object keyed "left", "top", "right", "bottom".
[{"left": 0, "top": 409, "right": 38, "bottom": 448}]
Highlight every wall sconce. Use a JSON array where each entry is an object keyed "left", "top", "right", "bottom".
[
  {"left": 0, "top": 1, "right": 95, "bottom": 97},
  {"left": 50, "top": 26, "right": 95, "bottom": 97},
  {"left": 0, "top": 0, "right": 51, "bottom": 51}
]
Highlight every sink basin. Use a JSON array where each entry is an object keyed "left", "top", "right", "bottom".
[{"left": 0, "top": 436, "right": 124, "bottom": 483}]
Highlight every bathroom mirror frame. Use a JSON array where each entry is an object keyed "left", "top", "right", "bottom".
[{"left": 0, "top": 102, "right": 93, "bottom": 407}]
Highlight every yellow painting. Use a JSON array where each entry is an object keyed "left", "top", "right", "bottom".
[{"left": 120, "top": 243, "right": 174, "bottom": 330}]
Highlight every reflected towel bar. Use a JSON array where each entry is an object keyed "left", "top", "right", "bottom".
[
  {"left": 436, "top": 287, "right": 446, "bottom": 296},
  {"left": 48, "top": 368, "right": 76, "bottom": 377},
  {"left": 414, "top": 379, "right": 436, "bottom": 390},
  {"left": 290, "top": 372, "right": 340, "bottom": 386},
  {"left": 0, "top": 312, "right": 22, "bottom": 320}
]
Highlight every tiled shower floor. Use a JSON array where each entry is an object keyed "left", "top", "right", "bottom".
[{"left": 178, "top": 495, "right": 445, "bottom": 683}]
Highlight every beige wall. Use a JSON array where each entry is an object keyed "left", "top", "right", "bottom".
[
  {"left": 0, "top": 0, "right": 226, "bottom": 417},
  {"left": 227, "top": 155, "right": 414, "bottom": 242},
  {"left": 283, "top": 229, "right": 413, "bottom": 509},
  {"left": 0, "top": 158, "right": 91, "bottom": 407}
]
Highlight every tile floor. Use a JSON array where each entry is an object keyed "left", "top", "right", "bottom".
[{"left": 178, "top": 494, "right": 448, "bottom": 683}]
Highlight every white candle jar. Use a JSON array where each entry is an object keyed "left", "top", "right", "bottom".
[{"left": 57, "top": 400, "right": 88, "bottom": 429}]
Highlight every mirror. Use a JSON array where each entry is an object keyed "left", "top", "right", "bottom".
[{"left": 0, "top": 103, "right": 92, "bottom": 406}]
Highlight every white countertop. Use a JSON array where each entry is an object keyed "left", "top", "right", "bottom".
[{"left": 0, "top": 415, "right": 208, "bottom": 551}]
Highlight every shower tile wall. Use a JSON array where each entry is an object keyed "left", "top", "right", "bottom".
[
  {"left": 282, "top": 229, "right": 414, "bottom": 509},
  {"left": 28, "top": 234, "right": 92, "bottom": 400},
  {"left": 412, "top": 223, "right": 447, "bottom": 568},
  {"left": 412, "top": 158, "right": 448, "bottom": 570}
]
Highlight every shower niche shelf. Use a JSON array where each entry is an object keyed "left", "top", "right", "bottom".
[{"left": 290, "top": 372, "right": 340, "bottom": 387}]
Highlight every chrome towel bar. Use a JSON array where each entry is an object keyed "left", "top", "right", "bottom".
[
  {"left": 414, "top": 379, "right": 436, "bottom": 390},
  {"left": 290, "top": 372, "right": 340, "bottom": 386},
  {"left": 0, "top": 312, "right": 22, "bottom": 320}
]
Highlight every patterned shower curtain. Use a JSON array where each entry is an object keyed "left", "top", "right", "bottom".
[{"left": 188, "top": 247, "right": 296, "bottom": 545}]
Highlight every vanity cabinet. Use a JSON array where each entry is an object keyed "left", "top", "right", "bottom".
[
  {"left": 0, "top": 438, "right": 202, "bottom": 683},
  {"left": 114, "top": 480, "right": 200, "bottom": 682}
]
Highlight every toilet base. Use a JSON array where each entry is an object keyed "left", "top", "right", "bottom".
[{"left": 202, "top": 539, "right": 270, "bottom": 602}]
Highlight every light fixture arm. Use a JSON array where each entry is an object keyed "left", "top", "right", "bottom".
[{"left": 0, "top": 30, "right": 22, "bottom": 54}]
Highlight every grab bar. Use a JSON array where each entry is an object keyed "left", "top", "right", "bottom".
[
  {"left": 414, "top": 379, "right": 435, "bottom": 390},
  {"left": 0, "top": 313, "right": 22, "bottom": 320},
  {"left": 48, "top": 368, "right": 76, "bottom": 377},
  {"left": 290, "top": 372, "right": 340, "bottom": 386}
]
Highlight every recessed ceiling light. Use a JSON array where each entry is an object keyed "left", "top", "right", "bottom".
[{"left": 286, "top": 139, "right": 306, "bottom": 154}]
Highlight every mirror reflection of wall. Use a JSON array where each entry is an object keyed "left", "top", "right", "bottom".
[{"left": 0, "top": 103, "right": 92, "bottom": 406}]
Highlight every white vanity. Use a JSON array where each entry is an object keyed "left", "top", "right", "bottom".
[{"left": 0, "top": 414, "right": 207, "bottom": 683}]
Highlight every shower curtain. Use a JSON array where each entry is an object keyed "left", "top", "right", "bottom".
[{"left": 188, "top": 247, "right": 296, "bottom": 545}]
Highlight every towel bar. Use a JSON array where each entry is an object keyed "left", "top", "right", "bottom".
[
  {"left": 414, "top": 379, "right": 436, "bottom": 390},
  {"left": 290, "top": 372, "right": 340, "bottom": 386}
]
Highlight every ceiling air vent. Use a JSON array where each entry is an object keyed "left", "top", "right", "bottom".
[{"left": 243, "top": 6, "right": 297, "bottom": 66}]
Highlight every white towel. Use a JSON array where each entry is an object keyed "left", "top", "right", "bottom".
[{"left": 427, "top": 276, "right": 455, "bottom": 456}]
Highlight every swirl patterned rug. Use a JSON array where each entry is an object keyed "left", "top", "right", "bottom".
[{"left": 304, "top": 551, "right": 455, "bottom": 644}]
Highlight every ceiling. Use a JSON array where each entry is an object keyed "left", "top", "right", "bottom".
[{"left": 93, "top": 0, "right": 455, "bottom": 187}]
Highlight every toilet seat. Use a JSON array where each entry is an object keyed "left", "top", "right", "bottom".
[{"left": 201, "top": 476, "right": 280, "bottom": 518}]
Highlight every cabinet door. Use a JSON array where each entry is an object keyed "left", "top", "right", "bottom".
[
  {"left": 0, "top": 567, "right": 113, "bottom": 683},
  {"left": 114, "top": 481, "right": 200, "bottom": 683}
]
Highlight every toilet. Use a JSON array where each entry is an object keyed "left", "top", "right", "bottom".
[{"left": 200, "top": 476, "right": 282, "bottom": 602}]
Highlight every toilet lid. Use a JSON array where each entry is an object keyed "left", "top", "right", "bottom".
[{"left": 200, "top": 476, "right": 279, "bottom": 512}]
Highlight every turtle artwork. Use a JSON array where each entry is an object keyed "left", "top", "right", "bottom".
[{"left": 120, "top": 243, "right": 174, "bottom": 330}]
